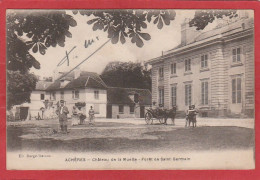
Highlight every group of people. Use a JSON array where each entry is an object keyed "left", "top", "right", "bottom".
[
  {"left": 158, "top": 103, "right": 198, "bottom": 127},
  {"left": 57, "top": 100, "right": 95, "bottom": 134}
]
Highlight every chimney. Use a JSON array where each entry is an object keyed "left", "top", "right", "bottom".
[
  {"left": 74, "top": 67, "right": 81, "bottom": 79},
  {"left": 181, "top": 18, "right": 200, "bottom": 46},
  {"left": 238, "top": 10, "right": 249, "bottom": 19}
]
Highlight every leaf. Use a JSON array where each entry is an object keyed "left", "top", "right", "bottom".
[
  {"left": 68, "top": 18, "right": 77, "bottom": 27},
  {"left": 93, "top": 22, "right": 99, "bottom": 31},
  {"left": 32, "top": 43, "right": 38, "bottom": 53},
  {"left": 154, "top": 16, "right": 159, "bottom": 24},
  {"left": 157, "top": 17, "right": 163, "bottom": 29},
  {"left": 111, "top": 31, "right": 119, "bottom": 44},
  {"left": 140, "top": 21, "right": 147, "bottom": 29},
  {"left": 120, "top": 32, "right": 126, "bottom": 44},
  {"left": 108, "top": 27, "right": 115, "bottom": 38},
  {"left": 39, "top": 43, "right": 47, "bottom": 55},
  {"left": 161, "top": 13, "right": 170, "bottom": 25},
  {"left": 87, "top": 18, "right": 99, "bottom": 25},
  {"left": 147, "top": 12, "right": 153, "bottom": 23},
  {"left": 72, "top": 10, "right": 78, "bottom": 15},
  {"left": 135, "top": 34, "right": 144, "bottom": 48},
  {"left": 25, "top": 41, "right": 35, "bottom": 50},
  {"left": 65, "top": 31, "right": 72, "bottom": 38},
  {"left": 31, "top": 58, "right": 41, "bottom": 69},
  {"left": 138, "top": 32, "right": 151, "bottom": 41}
]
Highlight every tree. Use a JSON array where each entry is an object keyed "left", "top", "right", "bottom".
[
  {"left": 6, "top": 9, "right": 237, "bottom": 109},
  {"left": 75, "top": 9, "right": 237, "bottom": 47},
  {"left": 189, "top": 10, "right": 238, "bottom": 30},
  {"left": 6, "top": 10, "right": 77, "bottom": 109},
  {"left": 101, "top": 61, "right": 151, "bottom": 90},
  {"left": 7, "top": 70, "right": 38, "bottom": 110}
]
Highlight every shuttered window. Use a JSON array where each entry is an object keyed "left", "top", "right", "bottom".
[
  {"left": 201, "top": 81, "right": 209, "bottom": 105},
  {"left": 185, "top": 84, "right": 192, "bottom": 106},
  {"left": 232, "top": 77, "right": 242, "bottom": 104},
  {"left": 171, "top": 86, "right": 177, "bottom": 106}
]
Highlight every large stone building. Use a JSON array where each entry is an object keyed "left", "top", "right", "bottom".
[{"left": 147, "top": 15, "right": 254, "bottom": 117}]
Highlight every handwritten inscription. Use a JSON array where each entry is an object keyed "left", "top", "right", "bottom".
[{"left": 84, "top": 36, "right": 99, "bottom": 48}]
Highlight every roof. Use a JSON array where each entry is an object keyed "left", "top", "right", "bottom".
[
  {"left": 46, "top": 71, "right": 107, "bottom": 91},
  {"left": 107, "top": 87, "right": 152, "bottom": 105},
  {"left": 166, "top": 17, "right": 254, "bottom": 53},
  {"left": 147, "top": 17, "right": 254, "bottom": 64},
  {"left": 35, "top": 81, "right": 52, "bottom": 91}
]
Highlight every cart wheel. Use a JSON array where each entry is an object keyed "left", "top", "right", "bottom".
[
  {"left": 159, "top": 117, "right": 165, "bottom": 124},
  {"left": 145, "top": 112, "right": 153, "bottom": 124}
]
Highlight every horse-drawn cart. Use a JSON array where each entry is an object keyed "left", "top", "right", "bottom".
[{"left": 144, "top": 107, "right": 177, "bottom": 125}]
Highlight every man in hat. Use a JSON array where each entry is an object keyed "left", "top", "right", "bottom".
[{"left": 57, "top": 100, "right": 69, "bottom": 133}]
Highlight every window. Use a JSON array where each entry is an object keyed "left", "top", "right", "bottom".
[
  {"left": 51, "top": 92, "right": 56, "bottom": 100},
  {"left": 159, "top": 88, "right": 164, "bottom": 106},
  {"left": 60, "top": 91, "right": 64, "bottom": 100},
  {"left": 185, "top": 84, "right": 192, "bottom": 106},
  {"left": 94, "top": 104, "right": 100, "bottom": 114},
  {"left": 232, "top": 77, "right": 242, "bottom": 104},
  {"left": 130, "top": 105, "right": 135, "bottom": 114},
  {"left": 201, "top": 54, "right": 208, "bottom": 68},
  {"left": 40, "top": 94, "right": 45, "bottom": 100},
  {"left": 171, "top": 86, "right": 177, "bottom": 106},
  {"left": 185, "top": 59, "right": 191, "bottom": 72},
  {"left": 171, "top": 63, "right": 176, "bottom": 74},
  {"left": 94, "top": 90, "right": 99, "bottom": 99},
  {"left": 232, "top": 47, "right": 241, "bottom": 63},
  {"left": 119, "top": 105, "right": 124, "bottom": 114},
  {"left": 72, "top": 90, "right": 79, "bottom": 99},
  {"left": 159, "top": 67, "right": 164, "bottom": 78},
  {"left": 201, "top": 81, "right": 209, "bottom": 105}
]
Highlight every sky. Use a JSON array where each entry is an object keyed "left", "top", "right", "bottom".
[{"left": 27, "top": 9, "right": 251, "bottom": 78}]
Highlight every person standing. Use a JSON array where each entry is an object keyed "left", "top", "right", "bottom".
[
  {"left": 88, "top": 106, "right": 95, "bottom": 125},
  {"left": 71, "top": 106, "right": 78, "bottom": 126},
  {"left": 57, "top": 100, "right": 69, "bottom": 133}
]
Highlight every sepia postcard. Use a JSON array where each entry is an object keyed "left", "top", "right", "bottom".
[{"left": 6, "top": 9, "right": 255, "bottom": 170}]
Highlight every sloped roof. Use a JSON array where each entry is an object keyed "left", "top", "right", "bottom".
[
  {"left": 35, "top": 80, "right": 52, "bottom": 91},
  {"left": 107, "top": 87, "right": 152, "bottom": 105},
  {"left": 46, "top": 71, "right": 107, "bottom": 91},
  {"left": 166, "top": 17, "right": 254, "bottom": 53}
]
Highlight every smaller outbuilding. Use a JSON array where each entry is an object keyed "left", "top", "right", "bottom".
[{"left": 107, "top": 87, "right": 152, "bottom": 118}]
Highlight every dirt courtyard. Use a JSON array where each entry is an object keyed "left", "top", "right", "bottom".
[{"left": 7, "top": 117, "right": 254, "bottom": 153}]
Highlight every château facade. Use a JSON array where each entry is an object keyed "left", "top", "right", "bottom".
[{"left": 147, "top": 15, "right": 254, "bottom": 117}]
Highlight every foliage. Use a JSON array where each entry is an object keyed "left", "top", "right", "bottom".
[
  {"left": 73, "top": 10, "right": 176, "bottom": 47},
  {"left": 6, "top": 10, "right": 237, "bottom": 109},
  {"left": 7, "top": 10, "right": 77, "bottom": 72},
  {"left": 7, "top": 70, "right": 38, "bottom": 110},
  {"left": 101, "top": 61, "right": 151, "bottom": 90},
  {"left": 6, "top": 10, "right": 76, "bottom": 109},
  {"left": 189, "top": 10, "right": 238, "bottom": 30}
]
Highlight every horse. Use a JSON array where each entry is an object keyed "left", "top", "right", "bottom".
[{"left": 163, "top": 106, "right": 177, "bottom": 125}]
